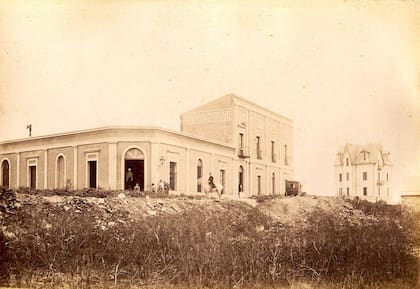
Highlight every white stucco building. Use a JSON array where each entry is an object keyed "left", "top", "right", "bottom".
[
  {"left": 0, "top": 94, "right": 294, "bottom": 197},
  {"left": 400, "top": 176, "right": 420, "bottom": 211},
  {"left": 334, "top": 143, "right": 392, "bottom": 202}
]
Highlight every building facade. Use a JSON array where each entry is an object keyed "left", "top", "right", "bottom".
[
  {"left": 401, "top": 176, "right": 420, "bottom": 212},
  {"left": 334, "top": 143, "right": 392, "bottom": 202},
  {"left": 0, "top": 94, "right": 294, "bottom": 196},
  {"left": 181, "top": 94, "right": 293, "bottom": 196}
]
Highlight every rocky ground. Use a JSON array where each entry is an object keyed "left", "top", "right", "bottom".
[
  {"left": 0, "top": 190, "right": 379, "bottom": 237},
  {"left": 0, "top": 189, "right": 418, "bottom": 289}
]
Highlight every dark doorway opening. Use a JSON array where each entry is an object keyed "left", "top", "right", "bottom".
[
  {"left": 88, "top": 161, "right": 97, "bottom": 188},
  {"left": 2, "top": 160, "right": 9, "bottom": 188},
  {"left": 197, "top": 159, "right": 202, "bottom": 192},
  {"left": 125, "top": 160, "right": 144, "bottom": 190},
  {"left": 57, "top": 156, "right": 65, "bottom": 189},
  {"left": 29, "top": 165, "right": 36, "bottom": 189},
  {"left": 238, "top": 166, "right": 244, "bottom": 193},
  {"left": 272, "top": 173, "right": 276, "bottom": 195}
]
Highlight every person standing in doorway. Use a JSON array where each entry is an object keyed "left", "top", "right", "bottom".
[
  {"left": 208, "top": 173, "right": 215, "bottom": 190},
  {"left": 126, "top": 168, "right": 134, "bottom": 190}
]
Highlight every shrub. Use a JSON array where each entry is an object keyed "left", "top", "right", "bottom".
[
  {"left": 0, "top": 230, "right": 11, "bottom": 285},
  {"left": 1, "top": 191, "right": 418, "bottom": 288}
]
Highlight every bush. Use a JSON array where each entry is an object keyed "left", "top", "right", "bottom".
[
  {"left": 299, "top": 210, "right": 418, "bottom": 282},
  {"left": 1, "top": 191, "right": 418, "bottom": 288},
  {"left": 0, "top": 230, "right": 11, "bottom": 285}
]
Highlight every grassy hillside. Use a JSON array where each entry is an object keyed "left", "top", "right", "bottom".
[{"left": 0, "top": 188, "right": 418, "bottom": 289}]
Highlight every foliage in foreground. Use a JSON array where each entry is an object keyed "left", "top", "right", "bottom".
[{"left": 0, "top": 188, "right": 418, "bottom": 288}]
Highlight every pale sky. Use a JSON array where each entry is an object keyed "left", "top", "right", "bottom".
[{"left": 0, "top": 1, "right": 419, "bottom": 197}]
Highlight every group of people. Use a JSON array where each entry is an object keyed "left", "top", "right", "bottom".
[
  {"left": 126, "top": 167, "right": 169, "bottom": 193},
  {"left": 126, "top": 168, "right": 142, "bottom": 192},
  {"left": 126, "top": 167, "right": 217, "bottom": 193}
]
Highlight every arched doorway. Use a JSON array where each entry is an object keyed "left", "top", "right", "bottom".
[
  {"left": 1, "top": 159, "right": 10, "bottom": 188},
  {"left": 238, "top": 166, "right": 244, "bottom": 194},
  {"left": 197, "top": 159, "right": 203, "bottom": 192},
  {"left": 56, "top": 155, "right": 65, "bottom": 189},
  {"left": 124, "top": 148, "right": 144, "bottom": 190}
]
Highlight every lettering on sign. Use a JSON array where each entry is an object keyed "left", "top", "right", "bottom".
[{"left": 185, "top": 110, "right": 232, "bottom": 123}]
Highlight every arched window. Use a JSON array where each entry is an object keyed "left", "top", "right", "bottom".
[
  {"left": 1, "top": 159, "right": 10, "bottom": 188},
  {"left": 272, "top": 172, "right": 276, "bottom": 195},
  {"left": 197, "top": 159, "right": 203, "bottom": 192},
  {"left": 56, "top": 155, "right": 66, "bottom": 189}
]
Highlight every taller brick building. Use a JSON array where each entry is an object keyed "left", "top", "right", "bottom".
[{"left": 181, "top": 94, "right": 293, "bottom": 196}]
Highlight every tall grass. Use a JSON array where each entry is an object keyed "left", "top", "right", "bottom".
[{"left": 0, "top": 188, "right": 418, "bottom": 288}]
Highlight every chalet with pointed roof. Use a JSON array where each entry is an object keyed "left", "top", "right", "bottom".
[{"left": 334, "top": 143, "right": 392, "bottom": 202}]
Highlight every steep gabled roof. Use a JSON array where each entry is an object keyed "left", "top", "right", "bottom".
[
  {"left": 354, "top": 144, "right": 382, "bottom": 163},
  {"left": 343, "top": 143, "right": 361, "bottom": 164},
  {"left": 338, "top": 143, "right": 391, "bottom": 166}
]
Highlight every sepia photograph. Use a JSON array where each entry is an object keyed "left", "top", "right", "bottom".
[{"left": 0, "top": 1, "right": 419, "bottom": 288}]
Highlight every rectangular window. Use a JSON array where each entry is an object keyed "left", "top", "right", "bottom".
[
  {"left": 386, "top": 173, "right": 389, "bottom": 181},
  {"left": 284, "top": 145, "right": 288, "bottom": 165},
  {"left": 239, "top": 133, "right": 244, "bottom": 149},
  {"left": 88, "top": 161, "right": 97, "bottom": 188},
  {"left": 378, "top": 172, "right": 380, "bottom": 181},
  {"left": 346, "top": 172, "right": 349, "bottom": 181},
  {"left": 363, "top": 187, "right": 367, "bottom": 196},
  {"left": 339, "top": 187, "right": 343, "bottom": 196},
  {"left": 363, "top": 172, "right": 367, "bottom": 181},
  {"left": 346, "top": 187, "right": 349, "bottom": 196},
  {"left": 169, "top": 161, "right": 177, "bottom": 191},
  {"left": 257, "top": 176, "right": 261, "bottom": 195},
  {"left": 271, "top": 141, "right": 276, "bottom": 162},
  {"left": 256, "top": 137, "right": 262, "bottom": 159},
  {"left": 339, "top": 174, "right": 342, "bottom": 182},
  {"left": 220, "top": 169, "right": 226, "bottom": 187}
]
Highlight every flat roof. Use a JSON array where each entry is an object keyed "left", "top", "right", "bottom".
[
  {"left": 0, "top": 126, "right": 236, "bottom": 149},
  {"left": 182, "top": 93, "right": 293, "bottom": 124}
]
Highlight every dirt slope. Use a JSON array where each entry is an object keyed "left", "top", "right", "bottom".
[{"left": 1, "top": 191, "right": 368, "bottom": 230}]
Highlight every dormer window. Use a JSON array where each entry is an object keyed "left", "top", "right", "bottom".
[
  {"left": 346, "top": 158, "right": 349, "bottom": 167},
  {"left": 361, "top": 150, "right": 369, "bottom": 161}
]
